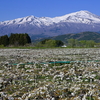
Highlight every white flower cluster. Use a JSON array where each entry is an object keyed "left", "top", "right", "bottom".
[{"left": 0, "top": 48, "right": 100, "bottom": 100}]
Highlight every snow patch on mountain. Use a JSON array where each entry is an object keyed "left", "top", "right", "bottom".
[
  {"left": 52, "top": 10, "right": 100, "bottom": 23},
  {"left": 1, "top": 10, "right": 100, "bottom": 26}
]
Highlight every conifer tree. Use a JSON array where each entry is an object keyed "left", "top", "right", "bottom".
[{"left": 0, "top": 35, "right": 9, "bottom": 46}]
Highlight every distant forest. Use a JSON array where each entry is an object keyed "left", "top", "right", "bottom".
[
  {"left": 0, "top": 33, "right": 31, "bottom": 46},
  {"left": 1, "top": 31, "right": 100, "bottom": 48}
]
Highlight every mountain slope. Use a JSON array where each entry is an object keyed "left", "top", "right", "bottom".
[
  {"left": 49, "top": 32, "right": 100, "bottom": 43},
  {"left": 0, "top": 10, "right": 100, "bottom": 39}
]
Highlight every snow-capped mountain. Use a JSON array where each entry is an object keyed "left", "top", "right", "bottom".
[{"left": 0, "top": 10, "right": 100, "bottom": 39}]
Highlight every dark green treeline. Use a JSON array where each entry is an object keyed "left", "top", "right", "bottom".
[{"left": 0, "top": 33, "right": 31, "bottom": 46}]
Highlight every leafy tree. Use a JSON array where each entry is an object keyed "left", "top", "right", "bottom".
[
  {"left": 37, "top": 39, "right": 64, "bottom": 47},
  {"left": 68, "top": 39, "right": 76, "bottom": 47},
  {"left": 55, "top": 40, "right": 64, "bottom": 47},
  {"left": 45, "top": 39, "right": 57, "bottom": 47},
  {"left": 40, "top": 39, "right": 51, "bottom": 44},
  {"left": 85, "top": 40, "right": 95, "bottom": 47},
  {"left": 67, "top": 39, "right": 96, "bottom": 48},
  {"left": 79, "top": 40, "right": 87, "bottom": 47}
]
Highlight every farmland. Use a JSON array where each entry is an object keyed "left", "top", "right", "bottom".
[{"left": 0, "top": 48, "right": 100, "bottom": 100}]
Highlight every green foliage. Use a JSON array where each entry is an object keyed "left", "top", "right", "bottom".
[
  {"left": 68, "top": 39, "right": 76, "bottom": 47},
  {"left": 0, "top": 44, "right": 4, "bottom": 48},
  {"left": 0, "top": 33, "right": 31, "bottom": 47},
  {"left": 68, "top": 39, "right": 96, "bottom": 48},
  {"left": 37, "top": 39, "right": 64, "bottom": 47},
  {"left": 9, "top": 33, "right": 31, "bottom": 46},
  {"left": 49, "top": 31, "right": 100, "bottom": 43},
  {"left": 56, "top": 40, "right": 64, "bottom": 47},
  {"left": 45, "top": 39, "right": 57, "bottom": 47},
  {"left": 0, "top": 35, "right": 9, "bottom": 46},
  {"left": 86, "top": 96, "right": 94, "bottom": 100},
  {"left": 40, "top": 39, "right": 51, "bottom": 44},
  {"left": 85, "top": 40, "right": 95, "bottom": 47}
]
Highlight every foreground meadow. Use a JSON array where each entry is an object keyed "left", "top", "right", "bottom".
[{"left": 0, "top": 48, "right": 100, "bottom": 100}]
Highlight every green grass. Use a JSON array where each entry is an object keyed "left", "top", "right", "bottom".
[
  {"left": 0, "top": 46, "right": 63, "bottom": 49},
  {"left": 1, "top": 45, "right": 100, "bottom": 49}
]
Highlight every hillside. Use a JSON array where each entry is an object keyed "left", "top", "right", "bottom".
[{"left": 49, "top": 32, "right": 100, "bottom": 43}]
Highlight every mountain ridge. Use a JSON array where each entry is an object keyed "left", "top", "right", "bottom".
[
  {"left": 0, "top": 10, "right": 100, "bottom": 39},
  {"left": 1, "top": 10, "right": 100, "bottom": 25}
]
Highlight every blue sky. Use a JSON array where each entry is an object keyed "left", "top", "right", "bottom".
[{"left": 0, "top": 0, "right": 100, "bottom": 21}]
